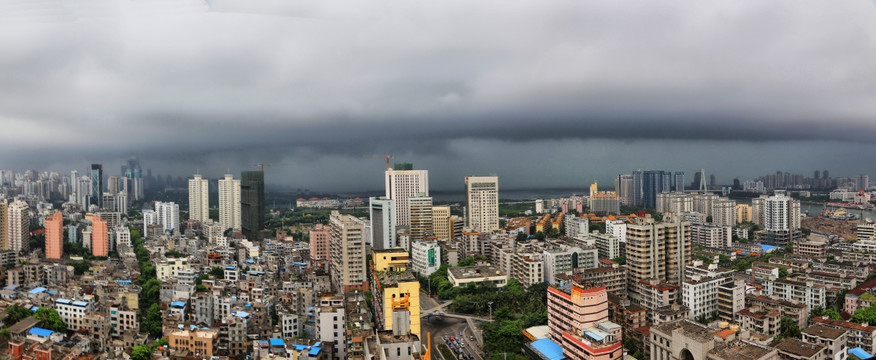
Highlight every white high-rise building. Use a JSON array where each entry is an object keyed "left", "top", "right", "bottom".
[
  {"left": 218, "top": 174, "right": 241, "bottom": 231},
  {"left": 385, "top": 165, "right": 429, "bottom": 227},
  {"left": 764, "top": 190, "right": 800, "bottom": 232},
  {"left": 188, "top": 174, "right": 209, "bottom": 222},
  {"left": 465, "top": 176, "right": 499, "bottom": 233},
  {"left": 8, "top": 200, "right": 30, "bottom": 252},
  {"left": 155, "top": 202, "right": 180, "bottom": 231},
  {"left": 369, "top": 197, "right": 396, "bottom": 250},
  {"left": 115, "top": 226, "right": 131, "bottom": 249}
]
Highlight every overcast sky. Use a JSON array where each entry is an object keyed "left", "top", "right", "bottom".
[{"left": 2, "top": 0, "right": 876, "bottom": 192}]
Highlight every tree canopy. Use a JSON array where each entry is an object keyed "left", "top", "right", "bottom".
[{"left": 34, "top": 307, "right": 67, "bottom": 333}]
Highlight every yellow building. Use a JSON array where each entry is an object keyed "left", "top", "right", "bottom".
[
  {"left": 535, "top": 214, "right": 551, "bottom": 233},
  {"left": 168, "top": 329, "right": 219, "bottom": 358},
  {"left": 118, "top": 290, "right": 139, "bottom": 310},
  {"left": 370, "top": 249, "right": 421, "bottom": 338},
  {"left": 372, "top": 248, "right": 410, "bottom": 272},
  {"left": 736, "top": 204, "right": 753, "bottom": 224}
]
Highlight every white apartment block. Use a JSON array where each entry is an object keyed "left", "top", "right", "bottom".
[
  {"left": 8, "top": 200, "right": 30, "bottom": 252},
  {"left": 711, "top": 199, "right": 736, "bottom": 227},
  {"left": 188, "top": 174, "right": 209, "bottom": 222},
  {"left": 156, "top": 258, "right": 192, "bottom": 281},
  {"left": 411, "top": 240, "right": 441, "bottom": 277},
  {"left": 465, "top": 176, "right": 499, "bottom": 233},
  {"left": 55, "top": 298, "right": 92, "bottom": 331},
  {"left": 565, "top": 216, "right": 590, "bottom": 239},
  {"left": 761, "top": 278, "right": 826, "bottom": 311},
  {"left": 218, "top": 174, "right": 241, "bottom": 231},
  {"left": 385, "top": 168, "right": 429, "bottom": 227},
  {"left": 691, "top": 224, "right": 732, "bottom": 248},
  {"left": 605, "top": 219, "right": 627, "bottom": 243},
  {"left": 155, "top": 202, "right": 180, "bottom": 231}
]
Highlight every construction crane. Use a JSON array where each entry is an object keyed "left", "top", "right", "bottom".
[
  {"left": 424, "top": 332, "right": 432, "bottom": 360},
  {"left": 255, "top": 162, "right": 293, "bottom": 172},
  {"left": 362, "top": 153, "right": 394, "bottom": 171}
]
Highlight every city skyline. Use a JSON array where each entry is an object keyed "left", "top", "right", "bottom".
[{"left": 3, "top": 0, "right": 876, "bottom": 190}]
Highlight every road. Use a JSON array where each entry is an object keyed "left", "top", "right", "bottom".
[{"left": 421, "top": 294, "right": 485, "bottom": 360}]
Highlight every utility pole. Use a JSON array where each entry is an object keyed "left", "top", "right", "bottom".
[{"left": 488, "top": 301, "right": 493, "bottom": 321}]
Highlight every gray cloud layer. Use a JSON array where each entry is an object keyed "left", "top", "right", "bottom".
[{"left": 2, "top": 0, "right": 876, "bottom": 190}]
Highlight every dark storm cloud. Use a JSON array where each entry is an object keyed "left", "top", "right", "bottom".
[{"left": 2, "top": 0, "right": 876, "bottom": 189}]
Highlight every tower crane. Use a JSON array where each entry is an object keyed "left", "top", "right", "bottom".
[
  {"left": 255, "top": 162, "right": 293, "bottom": 172},
  {"left": 362, "top": 153, "right": 394, "bottom": 171}
]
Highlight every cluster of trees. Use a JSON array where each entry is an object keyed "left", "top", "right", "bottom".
[
  {"left": 458, "top": 255, "right": 488, "bottom": 267},
  {"left": 70, "top": 260, "right": 92, "bottom": 275},
  {"left": 34, "top": 307, "right": 67, "bottom": 333},
  {"left": 692, "top": 253, "right": 713, "bottom": 265},
  {"left": 811, "top": 306, "right": 843, "bottom": 321},
  {"left": 778, "top": 316, "right": 801, "bottom": 339},
  {"left": 131, "top": 338, "right": 168, "bottom": 360},
  {"left": 436, "top": 279, "right": 547, "bottom": 359},
  {"left": 131, "top": 228, "right": 162, "bottom": 338},
  {"left": 164, "top": 250, "right": 186, "bottom": 258},
  {"left": 0, "top": 306, "right": 67, "bottom": 336},
  {"left": 850, "top": 302, "right": 876, "bottom": 324}
]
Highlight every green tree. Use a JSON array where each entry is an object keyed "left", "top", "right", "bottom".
[
  {"left": 851, "top": 303, "right": 876, "bottom": 325},
  {"left": 34, "top": 308, "right": 68, "bottom": 333},
  {"left": 5, "top": 305, "right": 33, "bottom": 325},
  {"left": 516, "top": 232, "right": 529, "bottom": 242},
  {"left": 131, "top": 345, "right": 152, "bottom": 360},
  {"left": 778, "top": 268, "right": 789, "bottom": 279},
  {"left": 209, "top": 266, "right": 225, "bottom": 278},
  {"left": 611, "top": 255, "right": 626, "bottom": 265},
  {"left": 141, "top": 303, "right": 163, "bottom": 338},
  {"left": 535, "top": 231, "right": 546, "bottom": 241},
  {"left": 780, "top": 316, "right": 801, "bottom": 339},
  {"left": 70, "top": 260, "right": 92, "bottom": 275}
]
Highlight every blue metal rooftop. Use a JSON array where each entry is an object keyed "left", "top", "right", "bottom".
[
  {"left": 29, "top": 327, "right": 54, "bottom": 337},
  {"left": 531, "top": 339, "right": 565, "bottom": 360},
  {"left": 28, "top": 287, "right": 47, "bottom": 294},
  {"left": 269, "top": 339, "right": 285, "bottom": 347}
]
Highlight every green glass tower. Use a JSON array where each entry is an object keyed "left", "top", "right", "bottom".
[{"left": 240, "top": 170, "right": 265, "bottom": 240}]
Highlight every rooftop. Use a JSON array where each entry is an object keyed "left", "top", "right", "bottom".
[
  {"left": 652, "top": 320, "right": 714, "bottom": 343},
  {"left": 709, "top": 340, "right": 775, "bottom": 360},
  {"left": 376, "top": 270, "right": 417, "bottom": 287},
  {"left": 803, "top": 324, "right": 847, "bottom": 340},
  {"left": 773, "top": 338, "right": 824, "bottom": 358},
  {"left": 448, "top": 265, "right": 505, "bottom": 279}
]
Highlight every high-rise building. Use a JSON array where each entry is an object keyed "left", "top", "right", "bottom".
[
  {"left": 641, "top": 170, "right": 671, "bottom": 208},
  {"left": 0, "top": 200, "right": 7, "bottom": 250},
  {"left": 309, "top": 224, "right": 330, "bottom": 261},
  {"left": 431, "top": 206, "right": 451, "bottom": 241},
  {"left": 674, "top": 172, "right": 685, "bottom": 193},
  {"left": 411, "top": 240, "right": 441, "bottom": 277},
  {"left": 764, "top": 190, "right": 800, "bottom": 232},
  {"left": 7, "top": 200, "right": 30, "bottom": 253},
  {"left": 155, "top": 201, "right": 180, "bottom": 231},
  {"left": 547, "top": 283, "right": 623, "bottom": 359},
  {"left": 92, "top": 215, "right": 108, "bottom": 257},
  {"left": 735, "top": 204, "right": 753, "bottom": 224},
  {"left": 408, "top": 195, "right": 433, "bottom": 245},
  {"left": 856, "top": 174, "right": 870, "bottom": 191},
  {"left": 385, "top": 163, "right": 428, "bottom": 227},
  {"left": 188, "top": 174, "right": 209, "bottom": 222},
  {"left": 45, "top": 212, "right": 63, "bottom": 259},
  {"left": 90, "top": 164, "right": 103, "bottom": 208},
  {"left": 329, "top": 211, "right": 367, "bottom": 292},
  {"left": 626, "top": 215, "right": 691, "bottom": 306},
  {"left": 218, "top": 174, "right": 241, "bottom": 231},
  {"left": 369, "top": 197, "right": 396, "bottom": 250},
  {"left": 711, "top": 199, "right": 736, "bottom": 226},
  {"left": 465, "top": 176, "right": 499, "bottom": 233},
  {"left": 632, "top": 170, "right": 644, "bottom": 206},
  {"left": 241, "top": 171, "right": 265, "bottom": 241},
  {"left": 615, "top": 174, "right": 635, "bottom": 206}
]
